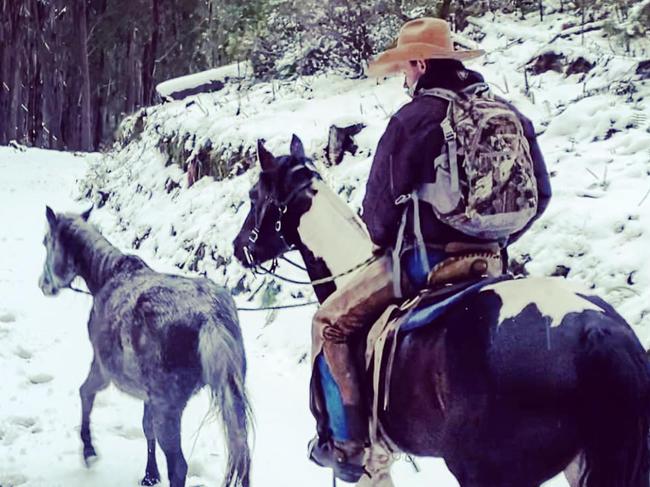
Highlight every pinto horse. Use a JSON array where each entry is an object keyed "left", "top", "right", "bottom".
[
  {"left": 233, "top": 136, "right": 650, "bottom": 487},
  {"left": 39, "top": 207, "right": 251, "bottom": 487}
]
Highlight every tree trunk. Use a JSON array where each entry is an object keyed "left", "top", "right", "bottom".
[
  {"left": 78, "top": 0, "right": 93, "bottom": 150},
  {"left": 437, "top": 0, "right": 453, "bottom": 20},
  {"left": 142, "top": 0, "right": 159, "bottom": 105}
]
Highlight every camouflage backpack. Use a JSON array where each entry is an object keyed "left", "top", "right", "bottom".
[{"left": 416, "top": 83, "right": 538, "bottom": 241}]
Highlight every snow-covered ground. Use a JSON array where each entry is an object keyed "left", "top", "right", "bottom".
[{"left": 2, "top": 5, "right": 649, "bottom": 487}]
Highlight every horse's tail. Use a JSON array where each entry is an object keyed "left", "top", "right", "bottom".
[
  {"left": 576, "top": 316, "right": 650, "bottom": 487},
  {"left": 199, "top": 300, "right": 252, "bottom": 487}
]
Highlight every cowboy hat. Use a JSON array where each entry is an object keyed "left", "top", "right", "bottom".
[{"left": 367, "top": 18, "right": 484, "bottom": 77}]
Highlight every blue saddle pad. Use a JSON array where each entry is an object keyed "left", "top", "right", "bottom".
[{"left": 400, "top": 275, "right": 510, "bottom": 333}]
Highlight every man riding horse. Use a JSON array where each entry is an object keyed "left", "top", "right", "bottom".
[{"left": 308, "top": 18, "right": 552, "bottom": 481}]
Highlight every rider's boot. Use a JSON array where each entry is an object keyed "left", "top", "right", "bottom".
[{"left": 308, "top": 405, "right": 368, "bottom": 483}]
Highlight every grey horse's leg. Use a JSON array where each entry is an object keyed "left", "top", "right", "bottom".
[
  {"left": 152, "top": 404, "right": 187, "bottom": 487},
  {"left": 79, "top": 356, "right": 109, "bottom": 465},
  {"left": 141, "top": 402, "right": 161, "bottom": 486}
]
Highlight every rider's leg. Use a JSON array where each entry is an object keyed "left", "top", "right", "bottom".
[{"left": 309, "top": 255, "right": 398, "bottom": 480}]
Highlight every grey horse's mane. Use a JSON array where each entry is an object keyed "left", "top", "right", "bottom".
[{"left": 56, "top": 214, "right": 147, "bottom": 292}]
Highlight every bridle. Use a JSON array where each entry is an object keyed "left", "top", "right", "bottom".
[
  {"left": 243, "top": 161, "right": 378, "bottom": 287},
  {"left": 243, "top": 162, "right": 317, "bottom": 271}
]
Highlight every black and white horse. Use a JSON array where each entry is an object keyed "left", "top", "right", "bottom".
[
  {"left": 39, "top": 207, "right": 251, "bottom": 487},
  {"left": 233, "top": 136, "right": 650, "bottom": 487}
]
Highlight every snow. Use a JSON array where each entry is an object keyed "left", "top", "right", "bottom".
[
  {"left": 156, "top": 62, "right": 253, "bottom": 100},
  {"left": 2, "top": 3, "right": 650, "bottom": 486}
]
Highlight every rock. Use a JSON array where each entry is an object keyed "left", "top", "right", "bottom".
[
  {"left": 163, "top": 79, "right": 225, "bottom": 102},
  {"left": 566, "top": 57, "right": 594, "bottom": 76},
  {"left": 528, "top": 51, "right": 565, "bottom": 75},
  {"left": 164, "top": 177, "right": 181, "bottom": 194},
  {"left": 509, "top": 253, "right": 531, "bottom": 277},
  {"left": 550, "top": 265, "right": 571, "bottom": 278},
  {"left": 325, "top": 123, "right": 366, "bottom": 165},
  {"left": 636, "top": 60, "right": 650, "bottom": 79}
]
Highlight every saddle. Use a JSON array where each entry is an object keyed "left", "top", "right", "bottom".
[{"left": 365, "top": 248, "right": 506, "bottom": 448}]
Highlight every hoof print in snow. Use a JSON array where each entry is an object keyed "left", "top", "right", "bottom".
[
  {"left": 0, "top": 311, "right": 16, "bottom": 323},
  {"left": 28, "top": 373, "right": 53, "bottom": 385},
  {"left": 10, "top": 416, "right": 37, "bottom": 429},
  {"left": 14, "top": 347, "right": 32, "bottom": 360},
  {"left": 0, "top": 473, "right": 28, "bottom": 486}
]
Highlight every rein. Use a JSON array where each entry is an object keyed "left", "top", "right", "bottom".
[
  {"left": 236, "top": 300, "right": 318, "bottom": 311},
  {"left": 252, "top": 254, "right": 378, "bottom": 286}
]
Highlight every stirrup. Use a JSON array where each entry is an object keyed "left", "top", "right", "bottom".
[{"left": 308, "top": 437, "right": 367, "bottom": 483}]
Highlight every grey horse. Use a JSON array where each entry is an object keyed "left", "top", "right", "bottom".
[{"left": 38, "top": 207, "right": 251, "bottom": 487}]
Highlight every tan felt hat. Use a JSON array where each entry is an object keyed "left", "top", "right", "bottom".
[{"left": 367, "top": 18, "right": 484, "bottom": 77}]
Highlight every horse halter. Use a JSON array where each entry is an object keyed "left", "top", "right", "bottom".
[{"left": 243, "top": 163, "right": 318, "bottom": 268}]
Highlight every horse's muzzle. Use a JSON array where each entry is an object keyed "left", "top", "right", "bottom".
[{"left": 38, "top": 273, "right": 58, "bottom": 296}]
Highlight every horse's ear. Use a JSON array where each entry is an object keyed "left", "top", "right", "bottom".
[
  {"left": 290, "top": 134, "right": 305, "bottom": 159},
  {"left": 80, "top": 206, "right": 93, "bottom": 221},
  {"left": 257, "top": 139, "right": 276, "bottom": 172},
  {"left": 45, "top": 206, "right": 57, "bottom": 227}
]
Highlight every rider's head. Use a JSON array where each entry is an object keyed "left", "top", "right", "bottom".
[{"left": 366, "top": 17, "right": 484, "bottom": 95}]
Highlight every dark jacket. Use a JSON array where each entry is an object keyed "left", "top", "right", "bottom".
[{"left": 361, "top": 68, "right": 551, "bottom": 251}]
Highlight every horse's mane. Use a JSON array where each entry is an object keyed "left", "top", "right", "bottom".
[{"left": 57, "top": 215, "right": 147, "bottom": 290}]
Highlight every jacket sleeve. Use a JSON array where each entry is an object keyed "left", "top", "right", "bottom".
[
  {"left": 508, "top": 112, "right": 552, "bottom": 245},
  {"left": 362, "top": 117, "right": 408, "bottom": 248}
]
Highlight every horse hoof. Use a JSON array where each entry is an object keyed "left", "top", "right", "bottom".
[
  {"left": 141, "top": 475, "right": 161, "bottom": 486},
  {"left": 83, "top": 447, "right": 98, "bottom": 468}
]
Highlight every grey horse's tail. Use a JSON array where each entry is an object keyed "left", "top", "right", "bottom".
[
  {"left": 576, "top": 317, "right": 650, "bottom": 487},
  {"left": 199, "top": 308, "right": 252, "bottom": 487}
]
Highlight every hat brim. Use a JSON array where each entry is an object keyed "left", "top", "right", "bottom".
[{"left": 366, "top": 42, "right": 485, "bottom": 77}]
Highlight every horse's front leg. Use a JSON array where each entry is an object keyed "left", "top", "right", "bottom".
[
  {"left": 79, "top": 356, "right": 109, "bottom": 466},
  {"left": 356, "top": 443, "right": 395, "bottom": 487},
  {"left": 141, "top": 402, "right": 161, "bottom": 485},
  {"left": 564, "top": 454, "right": 583, "bottom": 487}
]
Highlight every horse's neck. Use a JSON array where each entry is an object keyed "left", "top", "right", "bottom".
[
  {"left": 295, "top": 179, "right": 374, "bottom": 298},
  {"left": 70, "top": 224, "right": 125, "bottom": 294}
]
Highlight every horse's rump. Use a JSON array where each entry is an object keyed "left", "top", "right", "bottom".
[{"left": 372, "top": 277, "right": 645, "bottom": 449}]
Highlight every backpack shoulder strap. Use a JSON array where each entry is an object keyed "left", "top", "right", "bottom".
[
  {"left": 418, "top": 87, "right": 458, "bottom": 101},
  {"left": 460, "top": 82, "right": 490, "bottom": 96}
]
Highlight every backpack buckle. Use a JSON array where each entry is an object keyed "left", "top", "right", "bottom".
[
  {"left": 440, "top": 118, "right": 456, "bottom": 141},
  {"left": 394, "top": 193, "right": 412, "bottom": 205}
]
